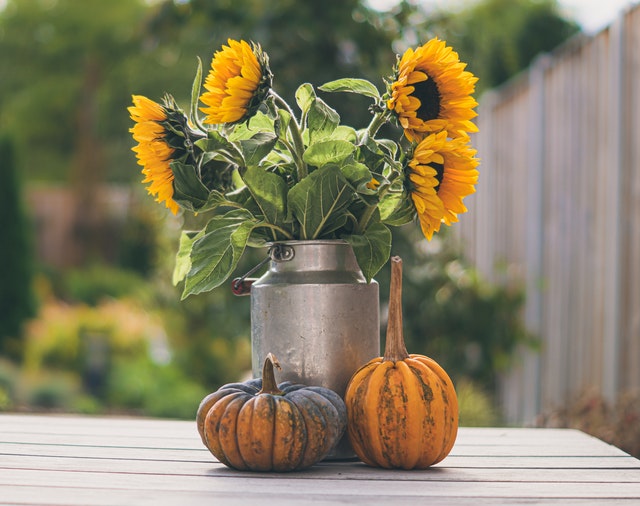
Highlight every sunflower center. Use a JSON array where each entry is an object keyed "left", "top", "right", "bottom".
[
  {"left": 413, "top": 76, "right": 441, "bottom": 121},
  {"left": 431, "top": 162, "right": 445, "bottom": 190}
]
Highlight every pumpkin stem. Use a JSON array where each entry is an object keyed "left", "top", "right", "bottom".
[
  {"left": 383, "top": 256, "right": 410, "bottom": 362},
  {"left": 259, "top": 353, "right": 285, "bottom": 395}
]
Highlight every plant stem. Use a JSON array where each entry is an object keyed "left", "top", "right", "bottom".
[
  {"left": 363, "top": 109, "right": 391, "bottom": 143},
  {"left": 259, "top": 353, "right": 284, "bottom": 395},
  {"left": 355, "top": 203, "right": 378, "bottom": 235},
  {"left": 270, "top": 90, "right": 308, "bottom": 181},
  {"left": 256, "top": 222, "right": 294, "bottom": 240},
  {"left": 383, "top": 256, "right": 410, "bottom": 363},
  {"left": 355, "top": 170, "right": 400, "bottom": 234}
]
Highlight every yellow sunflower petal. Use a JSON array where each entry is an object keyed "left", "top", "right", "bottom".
[
  {"left": 200, "top": 39, "right": 270, "bottom": 125},
  {"left": 405, "top": 132, "right": 479, "bottom": 241},
  {"left": 128, "top": 95, "right": 179, "bottom": 214},
  {"left": 387, "top": 37, "right": 479, "bottom": 141}
]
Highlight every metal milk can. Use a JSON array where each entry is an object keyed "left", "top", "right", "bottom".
[{"left": 249, "top": 240, "right": 380, "bottom": 459}]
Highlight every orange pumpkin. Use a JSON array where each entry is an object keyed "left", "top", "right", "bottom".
[
  {"left": 344, "top": 256, "right": 458, "bottom": 469},
  {"left": 197, "top": 353, "right": 347, "bottom": 472}
]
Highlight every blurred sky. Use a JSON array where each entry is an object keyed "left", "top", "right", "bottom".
[
  {"left": 1, "top": 0, "right": 633, "bottom": 34},
  {"left": 366, "top": 0, "right": 637, "bottom": 34}
]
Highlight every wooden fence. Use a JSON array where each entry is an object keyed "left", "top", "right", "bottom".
[{"left": 457, "top": 3, "right": 640, "bottom": 424}]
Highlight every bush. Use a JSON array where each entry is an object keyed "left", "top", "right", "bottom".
[
  {"left": 0, "top": 358, "right": 19, "bottom": 411},
  {"left": 457, "top": 378, "right": 500, "bottom": 427},
  {"left": 26, "top": 374, "right": 79, "bottom": 410},
  {"left": 107, "top": 356, "right": 207, "bottom": 419},
  {"left": 61, "top": 264, "right": 151, "bottom": 306}
]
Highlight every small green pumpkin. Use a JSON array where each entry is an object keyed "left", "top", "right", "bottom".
[{"left": 197, "top": 353, "right": 347, "bottom": 472}]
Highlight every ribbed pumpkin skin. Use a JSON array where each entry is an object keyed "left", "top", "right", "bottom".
[
  {"left": 344, "top": 256, "right": 458, "bottom": 469},
  {"left": 197, "top": 377, "right": 347, "bottom": 472},
  {"left": 345, "top": 354, "right": 458, "bottom": 469}
]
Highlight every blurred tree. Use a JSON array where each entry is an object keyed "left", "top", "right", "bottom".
[
  {"left": 0, "top": 0, "right": 156, "bottom": 264},
  {"left": 0, "top": 0, "right": 153, "bottom": 181},
  {"left": 388, "top": 0, "right": 580, "bottom": 93},
  {"left": 0, "top": 133, "right": 36, "bottom": 359},
  {"left": 144, "top": 0, "right": 400, "bottom": 127}
]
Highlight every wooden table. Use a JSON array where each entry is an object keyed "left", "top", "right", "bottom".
[{"left": 1, "top": 413, "right": 639, "bottom": 505}]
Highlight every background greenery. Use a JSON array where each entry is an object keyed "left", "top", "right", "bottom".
[{"left": 0, "top": 0, "right": 579, "bottom": 425}]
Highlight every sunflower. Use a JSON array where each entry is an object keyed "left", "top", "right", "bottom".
[
  {"left": 406, "top": 131, "right": 479, "bottom": 240},
  {"left": 200, "top": 39, "right": 272, "bottom": 125},
  {"left": 128, "top": 95, "right": 180, "bottom": 215},
  {"left": 387, "top": 38, "right": 478, "bottom": 142}
]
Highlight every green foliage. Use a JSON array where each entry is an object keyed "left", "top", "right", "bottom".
[
  {"left": 0, "top": 0, "right": 152, "bottom": 181},
  {"left": 456, "top": 378, "right": 501, "bottom": 427},
  {"left": 158, "top": 277, "right": 253, "bottom": 391},
  {"left": 167, "top": 71, "right": 405, "bottom": 295},
  {"left": 0, "top": 359, "right": 19, "bottom": 411},
  {"left": 411, "top": 0, "right": 580, "bottom": 92},
  {"left": 26, "top": 374, "right": 80, "bottom": 411},
  {"left": 107, "top": 356, "right": 207, "bottom": 419},
  {"left": 61, "top": 264, "right": 151, "bottom": 306},
  {"left": 0, "top": 133, "right": 36, "bottom": 358},
  {"left": 17, "top": 271, "right": 221, "bottom": 418},
  {"left": 0, "top": 0, "right": 399, "bottom": 184},
  {"left": 117, "top": 201, "right": 165, "bottom": 277}
]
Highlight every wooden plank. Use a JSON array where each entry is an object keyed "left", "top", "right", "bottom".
[
  {"left": 1, "top": 452, "right": 638, "bottom": 474},
  {"left": 0, "top": 439, "right": 629, "bottom": 459},
  {"left": 0, "top": 415, "right": 608, "bottom": 441},
  {"left": 0, "top": 415, "right": 638, "bottom": 506},
  {"left": 1, "top": 463, "right": 639, "bottom": 484},
  {"left": 3, "top": 487, "right": 638, "bottom": 506},
  {"left": 1, "top": 475, "right": 640, "bottom": 502}
]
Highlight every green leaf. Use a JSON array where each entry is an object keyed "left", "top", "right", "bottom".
[
  {"left": 307, "top": 96, "right": 340, "bottom": 143},
  {"left": 241, "top": 166, "right": 289, "bottom": 240},
  {"left": 198, "top": 189, "right": 244, "bottom": 214},
  {"left": 171, "top": 163, "right": 241, "bottom": 213},
  {"left": 182, "top": 209, "right": 256, "bottom": 298},
  {"left": 195, "top": 131, "right": 244, "bottom": 165},
  {"left": 330, "top": 125, "right": 357, "bottom": 143},
  {"left": 295, "top": 83, "right": 341, "bottom": 143},
  {"left": 189, "top": 57, "right": 204, "bottom": 129},
  {"left": 172, "top": 230, "right": 203, "bottom": 285},
  {"left": 303, "top": 140, "right": 356, "bottom": 167},
  {"left": 341, "top": 162, "right": 373, "bottom": 188},
  {"left": 275, "top": 109, "right": 292, "bottom": 140},
  {"left": 319, "top": 78, "right": 381, "bottom": 100},
  {"left": 288, "top": 165, "right": 353, "bottom": 240},
  {"left": 228, "top": 112, "right": 275, "bottom": 141},
  {"left": 344, "top": 221, "right": 392, "bottom": 282},
  {"left": 171, "top": 162, "right": 210, "bottom": 210},
  {"left": 379, "top": 192, "right": 415, "bottom": 226},
  {"left": 239, "top": 132, "right": 278, "bottom": 166},
  {"left": 295, "top": 83, "right": 315, "bottom": 115}
]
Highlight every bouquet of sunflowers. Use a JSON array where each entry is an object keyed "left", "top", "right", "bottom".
[{"left": 129, "top": 38, "right": 479, "bottom": 299}]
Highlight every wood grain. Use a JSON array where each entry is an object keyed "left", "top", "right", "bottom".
[{"left": 0, "top": 414, "right": 638, "bottom": 505}]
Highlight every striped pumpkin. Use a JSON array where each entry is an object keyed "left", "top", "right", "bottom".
[
  {"left": 344, "top": 256, "right": 458, "bottom": 469},
  {"left": 197, "top": 353, "right": 347, "bottom": 472}
]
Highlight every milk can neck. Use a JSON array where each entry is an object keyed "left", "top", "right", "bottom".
[{"left": 268, "top": 240, "right": 360, "bottom": 273}]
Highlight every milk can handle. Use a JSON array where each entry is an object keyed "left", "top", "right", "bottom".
[{"left": 231, "top": 243, "right": 295, "bottom": 295}]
